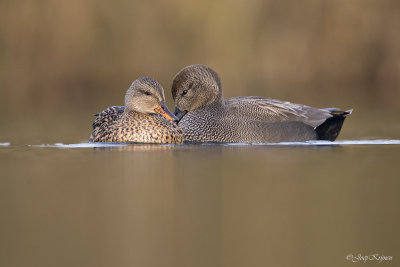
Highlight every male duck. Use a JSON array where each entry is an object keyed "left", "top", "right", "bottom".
[{"left": 172, "top": 65, "right": 351, "bottom": 143}]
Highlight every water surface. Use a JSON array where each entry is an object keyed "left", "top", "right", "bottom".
[{"left": 1, "top": 139, "right": 399, "bottom": 267}]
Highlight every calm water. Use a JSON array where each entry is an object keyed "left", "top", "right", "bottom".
[{"left": 1, "top": 139, "right": 399, "bottom": 267}]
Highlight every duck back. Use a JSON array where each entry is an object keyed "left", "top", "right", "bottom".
[{"left": 178, "top": 97, "right": 350, "bottom": 143}]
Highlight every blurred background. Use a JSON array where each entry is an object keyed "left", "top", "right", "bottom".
[
  {"left": 1, "top": 0, "right": 400, "bottom": 143},
  {"left": 1, "top": 2, "right": 400, "bottom": 267}
]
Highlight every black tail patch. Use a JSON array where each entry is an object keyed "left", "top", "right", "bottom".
[{"left": 315, "top": 110, "right": 352, "bottom": 141}]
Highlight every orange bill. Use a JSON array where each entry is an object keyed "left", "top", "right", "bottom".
[{"left": 154, "top": 102, "right": 179, "bottom": 121}]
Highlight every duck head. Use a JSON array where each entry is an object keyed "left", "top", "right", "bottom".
[
  {"left": 125, "top": 77, "right": 178, "bottom": 121},
  {"left": 171, "top": 65, "right": 223, "bottom": 120}
]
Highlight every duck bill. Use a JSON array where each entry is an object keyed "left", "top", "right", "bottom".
[
  {"left": 174, "top": 108, "right": 188, "bottom": 121},
  {"left": 154, "top": 103, "right": 179, "bottom": 121}
]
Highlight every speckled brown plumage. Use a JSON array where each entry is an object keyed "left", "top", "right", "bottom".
[
  {"left": 172, "top": 65, "right": 352, "bottom": 143},
  {"left": 90, "top": 109, "right": 182, "bottom": 143},
  {"left": 90, "top": 77, "right": 183, "bottom": 144},
  {"left": 92, "top": 106, "right": 125, "bottom": 132}
]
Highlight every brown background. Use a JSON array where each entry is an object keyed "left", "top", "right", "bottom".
[{"left": 1, "top": 0, "right": 399, "bottom": 143}]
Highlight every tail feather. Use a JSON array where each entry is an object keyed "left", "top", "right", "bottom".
[{"left": 316, "top": 109, "right": 352, "bottom": 141}]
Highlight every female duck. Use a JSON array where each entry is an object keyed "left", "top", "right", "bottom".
[
  {"left": 172, "top": 65, "right": 351, "bottom": 143},
  {"left": 90, "top": 77, "right": 183, "bottom": 144}
]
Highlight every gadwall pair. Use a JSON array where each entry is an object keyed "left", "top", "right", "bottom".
[
  {"left": 90, "top": 77, "right": 183, "bottom": 144},
  {"left": 90, "top": 65, "right": 351, "bottom": 143}
]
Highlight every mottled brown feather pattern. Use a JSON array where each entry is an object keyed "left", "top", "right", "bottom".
[
  {"left": 90, "top": 109, "right": 182, "bottom": 144},
  {"left": 89, "top": 77, "right": 183, "bottom": 144},
  {"left": 92, "top": 106, "right": 125, "bottom": 131}
]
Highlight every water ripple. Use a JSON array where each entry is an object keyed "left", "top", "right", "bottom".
[
  {"left": 31, "top": 142, "right": 128, "bottom": 148},
  {"left": 258, "top": 139, "right": 400, "bottom": 146},
  {"left": 0, "top": 142, "right": 11, "bottom": 146},
  {"left": 29, "top": 139, "right": 400, "bottom": 148}
]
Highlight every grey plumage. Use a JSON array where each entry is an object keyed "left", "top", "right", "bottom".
[{"left": 172, "top": 65, "right": 352, "bottom": 143}]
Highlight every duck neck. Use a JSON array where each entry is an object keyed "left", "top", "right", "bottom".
[
  {"left": 213, "top": 93, "right": 224, "bottom": 107},
  {"left": 201, "top": 94, "right": 224, "bottom": 112}
]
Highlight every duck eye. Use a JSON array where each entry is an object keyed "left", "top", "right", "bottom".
[
  {"left": 182, "top": 90, "right": 188, "bottom": 96},
  {"left": 144, "top": 91, "right": 151, "bottom": 96}
]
